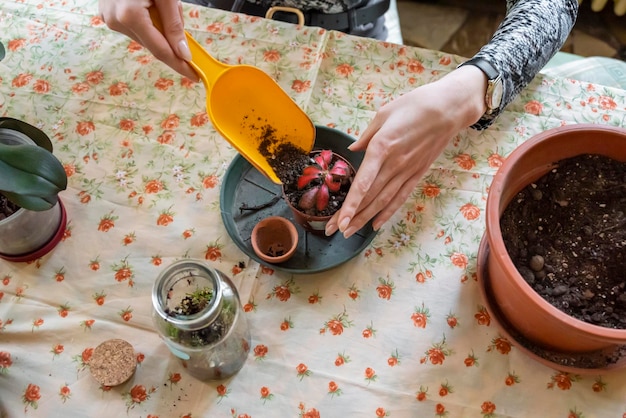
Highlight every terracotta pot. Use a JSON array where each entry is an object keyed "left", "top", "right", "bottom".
[
  {"left": 283, "top": 151, "right": 355, "bottom": 236},
  {"left": 251, "top": 216, "right": 298, "bottom": 263},
  {"left": 0, "top": 198, "right": 67, "bottom": 262},
  {"left": 481, "top": 124, "right": 626, "bottom": 353}
]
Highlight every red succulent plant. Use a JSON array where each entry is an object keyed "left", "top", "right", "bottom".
[{"left": 297, "top": 150, "right": 352, "bottom": 212}]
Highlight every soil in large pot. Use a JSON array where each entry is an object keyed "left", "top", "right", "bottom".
[{"left": 500, "top": 153, "right": 626, "bottom": 330}]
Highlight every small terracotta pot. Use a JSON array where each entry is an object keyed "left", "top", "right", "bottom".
[
  {"left": 283, "top": 151, "right": 355, "bottom": 236},
  {"left": 251, "top": 216, "right": 298, "bottom": 264},
  {"left": 482, "top": 124, "right": 626, "bottom": 353}
]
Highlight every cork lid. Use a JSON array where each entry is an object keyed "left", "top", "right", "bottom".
[{"left": 89, "top": 339, "right": 137, "bottom": 386}]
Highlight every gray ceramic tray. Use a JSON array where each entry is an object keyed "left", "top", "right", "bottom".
[{"left": 220, "top": 126, "right": 377, "bottom": 274}]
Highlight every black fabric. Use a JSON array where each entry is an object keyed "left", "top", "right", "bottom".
[{"left": 182, "top": 0, "right": 389, "bottom": 40}]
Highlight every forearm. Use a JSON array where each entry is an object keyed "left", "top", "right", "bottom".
[{"left": 472, "top": 0, "right": 578, "bottom": 128}]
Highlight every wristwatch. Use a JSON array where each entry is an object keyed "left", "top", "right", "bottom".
[{"left": 458, "top": 57, "right": 503, "bottom": 115}]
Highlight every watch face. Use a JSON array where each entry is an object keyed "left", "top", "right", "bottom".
[{"left": 491, "top": 79, "right": 503, "bottom": 109}]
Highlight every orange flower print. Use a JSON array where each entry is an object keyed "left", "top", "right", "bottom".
[
  {"left": 260, "top": 386, "right": 274, "bottom": 403},
  {"left": 119, "top": 119, "right": 136, "bottom": 131},
  {"left": 460, "top": 203, "right": 480, "bottom": 221},
  {"left": 474, "top": 306, "right": 491, "bottom": 326},
  {"left": 271, "top": 282, "right": 296, "bottom": 302},
  {"left": 33, "top": 79, "right": 50, "bottom": 94},
  {"left": 450, "top": 252, "right": 468, "bottom": 269},
  {"left": 0, "top": 351, "right": 13, "bottom": 372},
  {"left": 97, "top": 212, "right": 118, "bottom": 232},
  {"left": 253, "top": 344, "right": 268, "bottom": 360},
  {"left": 439, "top": 382, "right": 452, "bottom": 396},
  {"left": 202, "top": 174, "right": 219, "bottom": 189},
  {"left": 216, "top": 383, "right": 229, "bottom": 398},
  {"left": 598, "top": 95, "right": 617, "bottom": 110},
  {"left": 328, "top": 381, "right": 342, "bottom": 398},
  {"left": 387, "top": 349, "right": 400, "bottom": 367},
  {"left": 296, "top": 363, "right": 311, "bottom": 380},
  {"left": 136, "top": 353, "right": 145, "bottom": 364},
  {"left": 407, "top": 59, "right": 425, "bottom": 74},
  {"left": 348, "top": 284, "right": 360, "bottom": 300},
  {"left": 12, "top": 73, "right": 33, "bottom": 87},
  {"left": 156, "top": 209, "right": 175, "bottom": 226},
  {"left": 124, "top": 385, "right": 154, "bottom": 412},
  {"left": 547, "top": 372, "right": 576, "bottom": 390},
  {"left": 76, "top": 120, "right": 96, "bottom": 136},
  {"left": 416, "top": 386, "right": 428, "bottom": 402},
  {"left": 119, "top": 307, "right": 133, "bottom": 322},
  {"left": 169, "top": 372, "right": 182, "bottom": 385},
  {"left": 122, "top": 233, "right": 136, "bottom": 246},
  {"left": 591, "top": 378, "right": 606, "bottom": 393},
  {"left": 415, "top": 272, "right": 427, "bottom": 283},
  {"left": 161, "top": 114, "right": 180, "bottom": 130},
  {"left": 505, "top": 373, "right": 520, "bottom": 386},
  {"left": 464, "top": 352, "right": 477, "bottom": 367},
  {"left": 93, "top": 291, "right": 106, "bottom": 306},
  {"left": 335, "top": 63, "right": 354, "bottom": 77},
  {"left": 263, "top": 49, "right": 281, "bottom": 62},
  {"left": 54, "top": 268, "right": 66, "bottom": 282},
  {"left": 446, "top": 314, "right": 458, "bottom": 328},
  {"left": 291, "top": 79, "right": 310, "bottom": 93},
  {"left": 487, "top": 337, "right": 512, "bottom": 355},
  {"left": 454, "top": 153, "right": 476, "bottom": 170},
  {"left": 23, "top": 383, "right": 41, "bottom": 411},
  {"left": 362, "top": 322, "right": 376, "bottom": 338},
  {"left": 376, "top": 277, "right": 394, "bottom": 300},
  {"left": 51, "top": 344, "right": 64, "bottom": 357},
  {"left": 191, "top": 112, "right": 209, "bottom": 127},
  {"left": 205, "top": 240, "right": 223, "bottom": 261},
  {"left": 157, "top": 130, "right": 176, "bottom": 144},
  {"left": 421, "top": 338, "right": 452, "bottom": 366},
  {"left": 85, "top": 70, "right": 104, "bottom": 85},
  {"left": 280, "top": 317, "right": 293, "bottom": 331},
  {"left": 411, "top": 303, "right": 430, "bottom": 328},
  {"left": 2, "top": 275, "right": 10, "bottom": 286},
  {"left": 81, "top": 319, "right": 95, "bottom": 331},
  {"left": 151, "top": 255, "right": 163, "bottom": 266},
  {"left": 524, "top": 100, "right": 543, "bottom": 115},
  {"left": 144, "top": 179, "right": 164, "bottom": 194},
  {"left": 8, "top": 38, "right": 26, "bottom": 51},
  {"left": 481, "top": 401, "right": 496, "bottom": 417},
  {"left": 108, "top": 81, "right": 129, "bottom": 96},
  {"left": 243, "top": 301, "right": 256, "bottom": 312},
  {"left": 422, "top": 183, "right": 440, "bottom": 198},
  {"left": 335, "top": 352, "right": 350, "bottom": 366},
  {"left": 323, "top": 310, "right": 352, "bottom": 335},
  {"left": 435, "top": 403, "right": 446, "bottom": 417},
  {"left": 154, "top": 77, "right": 174, "bottom": 91},
  {"left": 58, "top": 303, "right": 70, "bottom": 318},
  {"left": 231, "top": 262, "right": 244, "bottom": 275},
  {"left": 375, "top": 407, "right": 388, "bottom": 417},
  {"left": 487, "top": 153, "right": 505, "bottom": 168},
  {"left": 32, "top": 318, "right": 44, "bottom": 332},
  {"left": 59, "top": 384, "right": 71, "bottom": 403},
  {"left": 364, "top": 367, "right": 377, "bottom": 383},
  {"left": 439, "top": 56, "right": 451, "bottom": 66}
]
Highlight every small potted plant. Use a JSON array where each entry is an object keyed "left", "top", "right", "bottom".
[
  {"left": 479, "top": 124, "right": 626, "bottom": 371},
  {"left": 0, "top": 117, "right": 68, "bottom": 262},
  {"left": 282, "top": 149, "right": 355, "bottom": 234}
]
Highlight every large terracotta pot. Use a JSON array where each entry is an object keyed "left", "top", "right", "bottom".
[{"left": 481, "top": 124, "right": 626, "bottom": 354}]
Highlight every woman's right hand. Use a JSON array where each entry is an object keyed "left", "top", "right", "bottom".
[{"left": 98, "top": 0, "right": 198, "bottom": 81}]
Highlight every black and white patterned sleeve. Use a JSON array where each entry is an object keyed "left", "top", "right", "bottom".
[{"left": 471, "top": 0, "right": 578, "bottom": 129}]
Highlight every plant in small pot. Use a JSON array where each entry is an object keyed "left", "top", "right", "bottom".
[
  {"left": 478, "top": 123, "right": 626, "bottom": 373},
  {"left": 0, "top": 117, "right": 68, "bottom": 262},
  {"left": 281, "top": 149, "right": 354, "bottom": 235}
]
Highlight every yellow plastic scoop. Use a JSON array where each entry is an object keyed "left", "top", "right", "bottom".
[{"left": 150, "top": 9, "right": 315, "bottom": 184}]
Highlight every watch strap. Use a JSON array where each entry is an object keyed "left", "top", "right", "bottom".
[{"left": 458, "top": 57, "right": 499, "bottom": 82}]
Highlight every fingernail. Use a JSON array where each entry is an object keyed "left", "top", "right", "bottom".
[
  {"left": 338, "top": 217, "right": 350, "bottom": 232},
  {"left": 343, "top": 226, "right": 357, "bottom": 239},
  {"left": 178, "top": 39, "right": 192, "bottom": 62},
  {"left": 325, "top": 225, "right": 337, "bottom": 236}
]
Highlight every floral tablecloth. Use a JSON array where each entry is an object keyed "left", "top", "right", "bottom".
[{"left": 1, "top": 1, "right": 626, "bottom": 417}]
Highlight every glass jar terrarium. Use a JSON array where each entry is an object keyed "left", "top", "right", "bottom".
[{"left": 152, "top": 259, "right": 251, "bottom": 380}]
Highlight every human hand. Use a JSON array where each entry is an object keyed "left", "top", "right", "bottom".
[
  {"left": 98, "top": 0, "right": 198, "bottom": 81},
  {"left": 325, "top": 65, "right": 488, "bottom": 238}
]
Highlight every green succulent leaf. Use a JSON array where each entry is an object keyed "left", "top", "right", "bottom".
[{"left": 0, "top": 143, "right": 67, "bottom": 211}]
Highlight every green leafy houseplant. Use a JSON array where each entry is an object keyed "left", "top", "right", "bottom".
[{"left": 0, "top": 117, "right": 67, "bottom": 213}]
